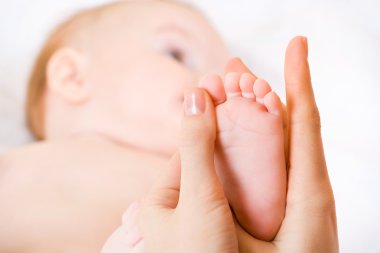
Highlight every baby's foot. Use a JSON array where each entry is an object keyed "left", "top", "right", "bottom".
[{"left": 200, "top": 71, "right": 287, "bottom": 241}]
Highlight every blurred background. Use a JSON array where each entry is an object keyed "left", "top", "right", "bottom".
[{"left": 0, "top": 0, "right": 379, "bottom": 252}]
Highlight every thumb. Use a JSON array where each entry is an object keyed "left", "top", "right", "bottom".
[
  {"left": 179, "top": 87, "right": 220, "bottom": 200},
  {"left": 144, "top": 152, "right": 181, "bottom": 210}
]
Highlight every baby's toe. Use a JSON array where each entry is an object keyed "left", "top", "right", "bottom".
[
  {"left": 199, "top": 73, "right": 226, "bottom": 105},
  {"left": 225, "top": 72, "right": 241, "bottom": 99},
  {"left": 240, "top": 73, "right": 256, "bottom": 100},
  {"left": 253, "top": 78, "right": 272, "bottom": 104},
  {"left": 264, "top": 91, "right": 282, "bottom": 117}
]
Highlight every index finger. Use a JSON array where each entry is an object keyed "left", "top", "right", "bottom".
[{"left": 284, "top": 36, "right": 332, "bottom": 202}]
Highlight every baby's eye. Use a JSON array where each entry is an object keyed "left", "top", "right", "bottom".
[{"left": 167, "top": 48, "right": 185, "bottom": 63}]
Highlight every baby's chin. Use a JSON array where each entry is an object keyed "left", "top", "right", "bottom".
[
  {"left": 70, "top": 123, "right": 179, "bottom": 158},
  {"left": 134, "top": 141, "right": 177, "bottom": 158},
  {"left": 100, "top": 131, "right": 178, "bottom": 158}
]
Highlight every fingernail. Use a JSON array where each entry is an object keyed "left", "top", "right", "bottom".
[
  {"left": 303, "top": 36, "right": 309, "bottom": 57},
  {"left": 184, "top": 89, "right": 205, "bottom": 115}
]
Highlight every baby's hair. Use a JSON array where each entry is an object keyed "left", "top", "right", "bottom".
[
  {"left": 26, "top": 2, "right": 118, "bottom": 140},
  {"left": 26, "top": 0, "right": 199, "bottom": 140}
]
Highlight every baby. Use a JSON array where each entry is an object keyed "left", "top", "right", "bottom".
[{"left": 0, "top": 1, "right": 286, "bottom": 252}]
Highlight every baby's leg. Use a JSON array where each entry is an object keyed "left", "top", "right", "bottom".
[{"left": 200, "top": 71, "right": 286, "bottom": 241}]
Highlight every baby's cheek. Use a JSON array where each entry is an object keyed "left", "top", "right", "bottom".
[{"left": 164, "top": 113, "right": 181, "bottom": 149}]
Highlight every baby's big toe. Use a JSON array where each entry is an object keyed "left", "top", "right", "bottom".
[{"left": 199, "top": 74, "right": 226, "bottom": 105}]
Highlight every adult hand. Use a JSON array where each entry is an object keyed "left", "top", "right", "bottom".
[
  {"left": 228, "top": 36, "right": 339, "bottom": 253},
  {"left": 102, "top": 36, "right": 339, "bottom": 253},
  {"left": 102, "top": 88, "right": 238, "bottom": 253}
]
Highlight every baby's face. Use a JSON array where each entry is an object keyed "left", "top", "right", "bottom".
[
  {"left": 83, "top": 1, "right": 229, "bottom": 155},
  {"left": 79, "top": 1, "right": 228, "bottom": 154}
]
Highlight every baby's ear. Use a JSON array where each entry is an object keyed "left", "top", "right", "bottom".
[{"left": 47, "top": 48, "right": 89, "bottom": 103}]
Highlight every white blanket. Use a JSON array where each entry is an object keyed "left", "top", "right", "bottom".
[{"left": 1, "top": 0, "right": 379, "bottom": 252}]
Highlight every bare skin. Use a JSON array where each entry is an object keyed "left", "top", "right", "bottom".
[
  {"left": 200, "top": 71, "right": 286, "bottom": 240},
  {"left": 228, "top": 37, "right": 338, "bottom": 253},
  {"left": 0, "top": 3, "right": 228, "bottom": 252},
  {"left": 0, "top": 138, "right": 164, "bottom": 252},
  {"left": 102, "top": 36, "right": 338, "bottom": 253},
  {"left": 1, "top": 2, "right": 301, "bottom": 252}
]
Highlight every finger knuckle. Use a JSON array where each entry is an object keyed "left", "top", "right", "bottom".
[
  {"left": 290, "top": 106, "right": 321, "bottom": 130},
  {"left": 320, "top": 191, "right": 336, "bottom": 213},
  {"left": 310, "top": 106, "right": 321, "bottom": 125},
  {"left": 180, "top": 120, "right": 214, "bottom": 147},
  {"left": 308, "top": 189, "right": 336, "bottom": 217}
]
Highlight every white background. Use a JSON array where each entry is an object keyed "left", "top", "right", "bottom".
[{"left": 0, "top": 0, "right": 379, "bottom": 252}]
